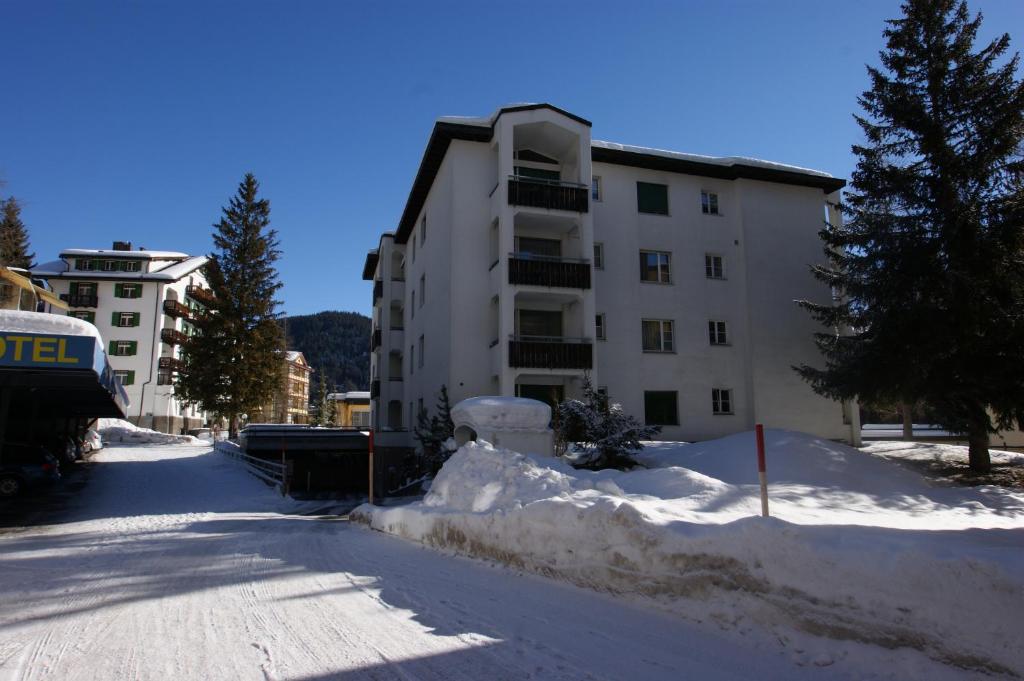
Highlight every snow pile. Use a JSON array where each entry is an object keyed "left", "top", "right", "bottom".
[
  {"left": 0, "top": 310, "right": 100, "bottom": 340},
  {"left": 862, "top": 440, "right": 1024, "bottom": 467},
  {"left": 97, "top": 418, "right": 201, "bottom": 445},
  {"left": 355, "top": 431, "right": 1024, "bottom": 676}
]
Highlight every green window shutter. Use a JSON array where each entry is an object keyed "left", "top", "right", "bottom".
[
  {"left": 70, "top": 282, "right": 80, "bottom": 295},
  {"left": 114, "top": 283, "right": 123, "bottom": 298},
  {"left": 109, "top": 341, "right": 117, "bottom": 355},
  {"left": 125, "top": 371, "right": 135, "bottom": 386},
  {"left": 132, "top": 313, "right": 141, "bottom": 326},
  {"left": 637, "top": 182, "right": 669, "bottom": 215},
  {"left": 129, "top": 341, "right": 138, "bottom": 355},
  {"left": 86, "top": 312, "right": 95, "bottom": 323},
  {"left": 111, "top": 311, "right": 119, "bottom": 325},
  {"left": 135, "top": 284, "right": 142, "bottom": 298}
]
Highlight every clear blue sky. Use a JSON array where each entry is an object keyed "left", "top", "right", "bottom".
[{"left": 3, "top": 1, "right": 1021, "bottom": 317}]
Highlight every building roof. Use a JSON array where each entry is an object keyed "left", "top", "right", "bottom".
[
  {"left": 378, "top": 103, "right": 846, "bottom": 249},
  {"left": 285, "top": 350, "right": 310, "bottom": 367},
  {"left": 31, "top": 255, "right": 208, "bottom": 282},
  {"left": 59, "top": 248, "right": 189, "bottom": 259},
  {"left": 327, "top": 391, "right": 371, "bottom": 403}
]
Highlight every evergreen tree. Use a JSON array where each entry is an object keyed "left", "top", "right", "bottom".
[
  {"left": 413, "top": 385, "right": 455, "bottom": 472},
  {"left": 0, "top": 197, "right": 34, "bottom": 269},
  {"left": 310, "top": 367, "right": 334, "bottom": 427},
  {"left": 798, "top": 0, "right": 1024, "bottom": 473},
  {"left": 177, "top": 174, "right": 285, "bottom": 437},
  {"left": 555, "top": 376, "right": 660, "bottom": 471}
]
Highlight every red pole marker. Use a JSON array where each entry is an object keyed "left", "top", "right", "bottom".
[{"left": 755, "top": 424, "right": 769, "bottom": 517}]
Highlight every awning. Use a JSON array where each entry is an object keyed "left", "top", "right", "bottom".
[{"left": 0, "top": 268, "right": 69, "bottom": 311}]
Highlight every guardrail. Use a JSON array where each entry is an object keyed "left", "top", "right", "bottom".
[{"left": 216, "top": 440, "right": 290, "bottom": 495}]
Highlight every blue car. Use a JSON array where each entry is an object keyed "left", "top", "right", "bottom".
[{"left": 0, "top": 444, "right": 61, "bottom": 498}]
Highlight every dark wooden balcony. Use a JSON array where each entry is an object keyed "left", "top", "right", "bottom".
[
  {"left": 508, "top": 254, "right": 591, "bottom": 289},
  {"left": 63, "top": 293, "right": 99, "bottom": 308},
  {"left": 163, "top": 299, "right": 190, "bottom": 318},
  {"left": 373, "top": 280, "right": 383, "bottom": 302},
  {"left": 508, "top": 176, "right": 589, "bottom": 213},
  {"left": 160, "top": 328, "right": 188, "bottom": 346},
  {"left": 371, "top": 329, "right": 382, "bottom": 350},
  {"left": 158, "top": 356, "right": 186, "bottom": 373},
  {"left": 370, "top": 379, "right": 380, "bottom": 398},
  {"left": 185, "top": 284, "right": 215, "bottom": 305},
  {"left": 508, "top": 336, "right": 593, "bottom": 369}
]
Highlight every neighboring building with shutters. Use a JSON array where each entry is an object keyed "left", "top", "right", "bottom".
[
  {"left": 252, "top": 351, "right": 312, "bottom": 424},
  {"left": 363, "top": 103, "right": 862, "bottom": 448},
  {"left": 32, "top": 242, "right": 211, "bottom": 434}
]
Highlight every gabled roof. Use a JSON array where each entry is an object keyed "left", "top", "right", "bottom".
[{"left": 32, "top": 255, "right": 209, "bottom": 282}]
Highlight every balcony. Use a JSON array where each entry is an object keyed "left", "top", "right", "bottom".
[
  {"left": 185, "top": 284, "right": 215, "bottom": 305},
  {"left": 158, "top": 357, "right": 186, "bottom": 373},
  {"left": 371, "top": 329, "right": 382, "bottom": 350},
  {"left": 508, "top": 175, "right": 589, "bottom": 213},
  {"left": 373, "top": 280, "right": 383, "bottom": 303},
  {"left": 63, "top": 293, "right": 98, "bottom": 308},
  {"left": 163, "top": 299, "right": 190, "bottom": 318},
  {"left": 508, "top": 254, "right": 591, "bottom": 289},
  {"left": 160, "top": 328, "right": 188, "bottom": 346},
  {"left": 370, "top": 379, "right": 380, "bottom": 398},
  {"left": 508, "top": 335, "right": 593, "bottom": 370}
]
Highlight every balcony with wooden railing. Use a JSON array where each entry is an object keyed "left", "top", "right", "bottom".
[
  {"left": 163, "top": 299, "right": 190, "bottom": 318},
  {"left": 508, "top": 335, "right": 593, "bottom": 369},
  {"left": 508, "top": 175, "right": 589, "bottom": 213},
  {"left": 508, "top": 253, "right": 591, "bottom": 289},
  {"left": 160, "top": 328, "right": 188, "bottom": 346},
  {"left": 185, "top": 284, "right": 215, "bottom": 305},
  {"left": 158, "top": 356, "right": 186, "bottom": 373},
  {"left": 62, "top": 293, "right": 99, "bottom": 308}
]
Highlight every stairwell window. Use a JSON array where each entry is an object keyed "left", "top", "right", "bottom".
[
  {"left": 593, "top": 243, "right": 604, "bottom": 269},
  {"left": 421, "top": 215, "right": 426, "bottom": 245},
  {"left": 642, "top": 319, "right": 674, "bottom": 353},
  {"left": 701, "top": 191, "right": 720, "bottom": 215},
  {"left": 419, "top": 275, "right": 425, "bottom": 307},
  {"left": 409, "top": 345, "right": 414, "bottom": 375},
  {"left": 712, "top": 388, "right": 733, "bottom": 415},
  {"left": 708, "top": 320, "right": 729, "bottom": 345},
  {"left": 637, "top": 182, "right": 669, "bottom": 215},
  {"left": 640, "top": 251, "right": 672, "bottom": 284},
  {"left": 705, "top": 254, "right": 725, "bottom": 279},
  {"left": 596, "top": 314, "right": 606, "bottom": 340},
  {"left": 592, "top": 176, "right": 602, "bottom": 202},
  {"left": 418, "top": 335, "right": 424, "bottom": 368}
]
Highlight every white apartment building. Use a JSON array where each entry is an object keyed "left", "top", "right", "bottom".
[
  {"left": 33, "top": 242, "right": 211, "bottom": 434},
  {"left": 363, "top": 104, "right": 860, "bottom": 446}
]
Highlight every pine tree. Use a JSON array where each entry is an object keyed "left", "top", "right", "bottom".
[
  {"left": 0, "top": 197, "right": 34, "bottom": 269},
  {"left": 413, "top": 384, "right": 455, "bottom": 472},
  {"left": 310, "top": 367, "right": 334, "bottom": 427},
  {"left": 177, "top": 174, "right": 285, "bottom": 437},
  {"left": 798, "top": 0, "right": 1024, "bottom": 473}
]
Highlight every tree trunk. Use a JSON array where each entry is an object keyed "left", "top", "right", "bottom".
[
  {"left": 901, "top": 402, "right": 914, "bottom": 441},
  {"left": 967, "top": 428, "right": 991, "bottom": 474},
  {"left": 229, "top": 413, "right": 239, "bottom": 440}
]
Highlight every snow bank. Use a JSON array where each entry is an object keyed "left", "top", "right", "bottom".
[
  {"left": 450, "top": 396, "right": 551, "bottom": 432},
  {"left": 355, "top": 432, "right": 1024, "bottom": 676},
  {"left": 97, "top": 418, "right": 201, "bottom": 445},
  {"left": 0, "top": 310, "right": 100, "bottom": 340}
]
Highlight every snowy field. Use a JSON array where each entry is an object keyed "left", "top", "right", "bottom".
[
  {"left": 356, "top": 430, "right": 1024, "bottom": 678},
  {"left": 0, "top": 441, "right": 906, "bottom": 681}
]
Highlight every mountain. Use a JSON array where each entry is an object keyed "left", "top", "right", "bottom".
[{"left": 283, "top": 311, "right": 371, "bottom": 392}]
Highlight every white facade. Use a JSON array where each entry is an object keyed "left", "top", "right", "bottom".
[
  {"left": 365, "top": 104, "right": 859, "bottom": 446},
  {"left": 32, "top": 244, "right": 211, "bottom": 433}
]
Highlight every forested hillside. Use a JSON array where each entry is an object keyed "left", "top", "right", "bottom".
[{"left": 283, "top": 311, "right": 370, "bottom": 392}]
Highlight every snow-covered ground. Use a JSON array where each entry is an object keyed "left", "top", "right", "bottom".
[
  {"left": 96, "top": 417, "right": 201, "bottom": 445},
  {"left": 356, "top": 430, "right": 1024, "bottom": 678},
  {"left": 0, "top": 440, "right": 902, "bottom": 680}
]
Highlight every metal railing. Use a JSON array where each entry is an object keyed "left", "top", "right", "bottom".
[
  {"left": 508, "top": 175, "right": 589, "bottom": 212},
  {"left": 508, "top": 253, "right": 591, "bottom": 289},
  {"left": 216, "top": 440, "right": 290, "bottom": 495},
  {"left": 509, "top": 334, "right": 593, "bottom": 369}
]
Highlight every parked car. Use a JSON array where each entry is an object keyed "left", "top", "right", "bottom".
[
  {"left": 82, "top": 429, "right": 103, "bottom": 454},
  {"left": 0, "top": 444, "right": 61, "bottom": 497}
]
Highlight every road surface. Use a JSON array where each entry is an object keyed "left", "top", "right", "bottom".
[{"left": 0, "top": 443, "right": 823, "bottom": 680}]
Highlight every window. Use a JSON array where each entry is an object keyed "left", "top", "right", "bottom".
[
  {"left": 515, "top": 166, "right": 561, "bottom": 181},
  {"left": 420, "top": 274, "right": 425, "bottom": 307},
  {"left": 641, "top": 319, "right": 674, "bottom": 352},
  {"left": 411, "top": 290, "right": 415, "bottom": 318},
  {"left": 110, "top": 340, "right": 137, "bottom": 356},
  {"left": 409, "top": 345, "right": 414, "bottom": 374},
  {"left": 640, "top": 251, "right": 672, "bottom": 284},
  {"left": 708, "top": 320, "right": 729, "bottom": 345},
  {"left": 114, "top": 312, "right": 140, "bottom": 327},
  {"left": 412, "top": 235, "right": 416, "bottom": 262},
  {"left": 70, "top": 311, "right": 95, "bottom": 323},
  {"left": 421, "top": 215, "right": 426, "bottom": 245},
  {"left": 76, "top": 259, "right": 96, "bottom": 271},
  {"left": 595, "top": 314, "right": 606, "bottom": 340},
  {"left": 102, "top": 260, "right": 118, "bottom": 272},
  {"left": 637, "top": 182, "right": 669, "bottom": 215},
  {"left": 71, "top": 282, "right": 96, "bottom": 296},
  {"left": 115, "top": 283, "right": 142, "bottom": 298},
  {"left": 644, "top": 391, "right": 679, "bottom": 426},
  {"left": 712, "top": 388, "right": 733, "bottom": 415},
  {"left": 113, "top": 370, "right": 135, "bottom": 386},
  {"left": 123, "top": 261, "right": 140, "bottom": 272},
  {"left": 593, "top": 243, "right": 604, "bottom": 269},
  {"left": 705, "top": 254, "right": 725, "bottom": 279},
  {"left": 518, "top": 309, "right": 562, "bottom": 338},
  {"left": 157, "top": 370, "right": 173, "bottom": 385},
  {"left": 418, "top": 335, "right": 424, "bottom": 368},
  {"left": 701, "top": 191, "right": 720, "bottom": 215},
  {"left": 592, "top": 176, "right": 602, "bottom": 201},
  {"left": 516, "top": 237, "right": 561, "bottom": 258}
]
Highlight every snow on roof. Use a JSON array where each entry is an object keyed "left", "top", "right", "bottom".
[
  {"left": 327, "top": 391, "right": 370, "bottom": 401},
  {"left": 591, "top": 140, "right": 834, "bottom": 179},
  {"left": 285, "top": 351, "right": 303, "bottom": 362},
  {"left": 30, "top": 255, "right": 207, "bottom": 281},
  {"left": 0, "top": 310, "right": 101, "bottom": 341},
  {"left": 60, "top": 248, "right": 190, "bottom": 259},
  {"left": 437, "top": 102, "right": 538, "bottom": 127},
  {"left": 451, "top": 396, "right": 551, "bottom": 432}
]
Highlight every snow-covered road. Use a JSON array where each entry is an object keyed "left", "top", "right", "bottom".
[{"left": 0, "top": 444, "right": 837, "bottom": 681}]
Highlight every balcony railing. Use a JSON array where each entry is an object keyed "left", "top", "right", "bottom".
[
  {"left": 373, "top": 280, "right": 383, "bottom": 302},
  {"left": 508, "top": 175, "right": 589, "bottom": 213},
  {"left": 163, "top": 299, "right": 190, "bottom": 318},
  {"left": 158, "top": 356, "right": 186, "bottom": 373},
  {"left": 508, "top": 253, "right": 591, "bottom": 289},
  {"left": 160, "top": 328, "right": 188, "bottom": 346},
  {"left": 508, "top": 335, "right": 593, "bottom": 369},
  {"left": 370, "top": 379, "right": 380, "bottom": 398},
  {"left": 185, "top": 285, "right": 215, "bottom": 305},
  {"left": 63, "top": 293, "right": 99, "bottom": 308},
  {"left": 371, "top": 329, "right": 382, "bottom": 350}
]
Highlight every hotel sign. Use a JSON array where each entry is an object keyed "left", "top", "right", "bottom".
[{"left": 0, "top": 333, "right": 96, "bottom": 369}]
